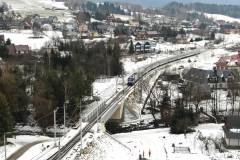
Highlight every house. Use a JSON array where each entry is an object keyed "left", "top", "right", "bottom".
[
  {"left": 162, "top": 72, "right": 180, "bottom": 82},
  {"left": 78, "top": 24, "right": 88, "bottom": 33},
  {"left": 129, "top": 20, "right": 139, "bottom": 27},
  {"left": 41, "top": 24, "right": 53, "bottom": 31},
  {"left": 134, "top": 41, "right": 152, "bottom": 53},
  {"left": 15, "top": 45, "right": 30, "bottom": 55},
  {"left": 96, "top": 24, "right": 108, "bottom": 34},
  {"left": 224, "top": 115, "right": 240, "bottom": 148},
  {"left": 146, "top": 31, "right": 159, "bottom": 38},
  {"left": 182, "top": 68, "right": 234, "bottom": 90},
  {"left": 144, "top": 42, "right": 151, "bottom": 52},
  {"left": 176, "top": 34, "right": 188, "bottom": 44},
  {"left": 134, "top": 31, "right": 147, "bottom": 40},
  {"left": 135, "top": 42, "right": 142, "bottom": 52},
  {"left": 80, "top": 32, "right": 90, "bottom": 39},
  {"left": 216, "top": 51, "right": 240, "bottom": 70},
  {"left": 7, "top": 44, "right": 30, "bottom": 55},
  {"left": 207, "top": 69, "right": 234, "bottom": 89}
]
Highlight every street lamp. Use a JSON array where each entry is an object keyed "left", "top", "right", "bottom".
[{"left": 64, "top": 100, "right": 69, "bottom": 137}]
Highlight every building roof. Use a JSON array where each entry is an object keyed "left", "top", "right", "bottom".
[
  {"left": 224, "top": 115, "right": 240, "bottom": 139},
  {"left": 226, "top": 115, "right": 240, "bottom": 129},
  {"left": 15, "top": 45, "right": 30, "bottom": 51},
  {"left": 216, "top": 52, "right": 240, "bottom": 67},
  {"left": 183, "top": 68, "right": 233, "bottom": 84}
]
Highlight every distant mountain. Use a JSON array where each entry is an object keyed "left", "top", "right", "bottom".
[{"left": 105, "top": 0, "right": 240, "bottom": 8}]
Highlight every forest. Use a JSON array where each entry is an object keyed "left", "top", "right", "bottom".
[{"left": 0, "top": 38, "right": 123, "bottom": 135}]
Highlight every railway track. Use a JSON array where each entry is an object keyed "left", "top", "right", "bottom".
[{"left": 47, "top": 49, "right": 205, "bottom": 160}]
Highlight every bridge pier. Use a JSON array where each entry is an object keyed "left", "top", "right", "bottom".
[{"left": 109, "top": 101, "right": 125, "bottom": 123}]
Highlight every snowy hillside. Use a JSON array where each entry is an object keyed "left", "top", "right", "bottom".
[
  {"left": 2, "top": 0, "right": 72, "bottom": 21},
  {"left": 204, "top": 13, "right": 240, "bottom": 23}
]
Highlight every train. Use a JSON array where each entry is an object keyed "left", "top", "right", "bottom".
[{"left": 127, "top": 73, "right": 138, "bottom": 86}]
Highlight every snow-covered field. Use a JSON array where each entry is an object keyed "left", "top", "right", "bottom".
[
  {"left": 2, "top": 0, "right": 73, "bottom": 21},
  {"left": 0, "top": 30, "right": 63, "bottom": 50}
]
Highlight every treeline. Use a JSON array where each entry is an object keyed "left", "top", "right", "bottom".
[
  {"left": 162, "top": 2, "right": 240, "bottom": 19},
  {"left": 188, "top": 3, "right": 240, "bottom": 19},
  {"left": 67, "top": 1, "right": 129, "bottom": 20},
  {"left": 154, "top": 2, "right": 211, "bottom": 23}
]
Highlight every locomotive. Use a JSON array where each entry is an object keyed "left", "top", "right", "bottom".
[{"left": 127, "top": 73, "right": 138, "bottom": 86}]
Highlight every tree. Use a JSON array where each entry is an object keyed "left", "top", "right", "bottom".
[
  {"left": 170, "top": 107, "right": 196, "bottom": 134},
  {"left": 199, "top": 23, "right": 207, "bottom": 30},
  {"left": 5, "top": 38, "right": 11, "bottom": 45},
  {"left": 0, "top": 72, "right": 29, "bottom": 123},
  {"left": 0, "top": 45, "right": 9, "bottom": 58},
  {"left": 111, "top": 42, "right": 123, "bottom": 75},
  {"left": 210, "top": 31, "right": 215, "bottom": 40},
  {"left": 33, "top": 70, "right": 64, "bottom": 128},
  {"left": 129, "top": 40, "right": 134, "bottom": 54},
  {"left": 159, "top": 91, "right": 171, "bottom": 126},
  {"left": 0, "top": 92, "right": 13, "bottom": 134}
]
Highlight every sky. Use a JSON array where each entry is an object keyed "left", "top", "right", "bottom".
[{"left": 107, "top": 0, "right": 240, "bottom": 7}]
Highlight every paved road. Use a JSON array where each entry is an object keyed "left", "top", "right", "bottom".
[{"left": 7, "top": 140, "right": 48, "bottom": 160}]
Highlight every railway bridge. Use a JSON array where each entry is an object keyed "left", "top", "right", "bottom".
[{"left": 47, "top": 48, "right": 205, "bottom": 160}]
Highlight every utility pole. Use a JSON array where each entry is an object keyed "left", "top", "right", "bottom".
[
  {"left": 4, "top": 132, "right": 6, "bottom": 160},
  {"left": 64, "top": 102, "right": 66, "bottom": 136},
  {"left": 54, "top": 108, "right": 58, "bottom": 147}
]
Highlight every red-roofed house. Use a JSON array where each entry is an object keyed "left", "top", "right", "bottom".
[{"left": 216, "top": 51, "right": 240, "bottom": 70}]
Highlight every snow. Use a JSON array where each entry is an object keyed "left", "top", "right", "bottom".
[
  {"left": 39, "top": 0, "right": 68, "bottom": 10},
  {"left": 17, "top": 122, "right": 87, "bottom": 160},
  {"left": 90, "top": 18, "right": 102, "bottom": 23},
  {"left": 4, "top": 30, "right": 240, "bottom": 159},
  {"left": 0, "top": 135, "right": 50, "bottom": 160},
  {"left": 0, "top": 30, "right": 63, "bottom": 50},
  {"left": 204, "top": 13, "right": 240, "bottom": 23},
  {"left": 154, "top": 42, "right": 198, "bottom": 52},
  {"left": 83, "top": 123, "right": 240, "bottom": 160},
  {"left": 230, "top": 129, "right": 240, "bottom": 133},
  {"left": 123, "top": 53, "right": 171, "bottom": 74},
  {"left": 3, "top": 0, "right": 73, "bottom": 22},
  {"left": 112, "top": 14, "right": 133, "bottom": 21}
]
